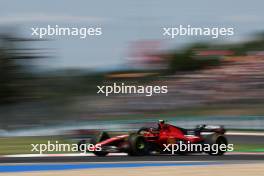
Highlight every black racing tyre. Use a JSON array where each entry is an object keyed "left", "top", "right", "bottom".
[
  {"left": 204, "top": 134, "right": 228, "bottom": 156},
  {"left": 128, "top": 134, "right": 149, "bottom": 156},
  {"left": 91, "top": 131, "right": 110, "bottom": 157}
]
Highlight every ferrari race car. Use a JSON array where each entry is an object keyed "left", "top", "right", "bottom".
[{"left": 77, "top": 120, "right": 228, "bottom": 156}]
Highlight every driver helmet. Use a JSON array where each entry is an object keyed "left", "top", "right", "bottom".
[
  {"left": 159, "top": 119, "right": 165, "bottom": 124},
  {"left": 158, "top": 119, "right": 165, "bottom": 129}
]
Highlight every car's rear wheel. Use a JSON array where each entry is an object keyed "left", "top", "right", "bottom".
[
  {"left": 204, "top": 134, "right": 228, "bottom": 156},
  {"left": 91, "top": 131, "right": 110, "bottom": 157},
  {"left": 128, "top": 134, "right": 149, "bottom": 156}
]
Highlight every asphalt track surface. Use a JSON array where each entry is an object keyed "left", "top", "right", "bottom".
[
  {"left": 1, "top": 154, "right": 264, "bottom": 164},
  {"left": 0, "top": 134, "right": 263, "bottom": 164}
]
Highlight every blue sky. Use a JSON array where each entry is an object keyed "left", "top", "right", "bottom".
[{"left": 0, "top": 0, "right": 264, "bottom": 70}]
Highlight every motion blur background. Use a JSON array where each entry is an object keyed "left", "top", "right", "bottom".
[{"left": 0, "top": 0, "right": 264, "bottom": 154}]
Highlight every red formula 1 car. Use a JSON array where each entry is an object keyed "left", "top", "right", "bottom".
[{"left": 77, "top": 120, "right": 228, "bottom": 156}]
